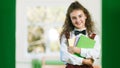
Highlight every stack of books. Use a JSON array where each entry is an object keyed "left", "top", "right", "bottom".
[{"left": 68, "top": 35, "right": 96, "bottom": 57}]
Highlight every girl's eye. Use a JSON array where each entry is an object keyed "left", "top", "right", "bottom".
[
  {"left": 79, "top": 15, "right": 82, "bottom": 18},
  {"left": 71, "top": 17, "right": 76, "bottom": 20}
]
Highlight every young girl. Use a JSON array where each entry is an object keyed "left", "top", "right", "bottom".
[{"left": 60, "top": 1, "right": 101, "bottom": 68}]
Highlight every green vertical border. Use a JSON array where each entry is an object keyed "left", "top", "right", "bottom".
[
  {"left": 0, "top": 0, "right": 15, "bottom": 68},
  {"left": 102, "top": 0, "right": 120, "bottom": 68}
]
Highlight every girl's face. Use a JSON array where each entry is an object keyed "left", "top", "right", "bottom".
[{"left": 70, "top": 9, "right": 87, "bottom": 29}]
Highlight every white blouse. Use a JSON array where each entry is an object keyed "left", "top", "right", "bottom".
[{"left": 60, "top": 29, "right": 101, "bottom": 65}]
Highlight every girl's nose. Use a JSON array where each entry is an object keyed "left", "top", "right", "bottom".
[{"left": 76, "top": 18, "right": 80, "bottom": 22}]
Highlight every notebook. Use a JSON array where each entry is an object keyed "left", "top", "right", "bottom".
[
  {"left": 76, "top": 35, "right": 96, "bottom": 48},
  {"left": 68, "top": 37, "right": 76, "bottom": 46}
]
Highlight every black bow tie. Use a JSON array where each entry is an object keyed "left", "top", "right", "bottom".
[{"left": 74, "top": 30, "right": 86, "bottom": 36}]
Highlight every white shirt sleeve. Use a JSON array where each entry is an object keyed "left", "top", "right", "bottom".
[
  {"left": 60, "top": 34, "right": 83, "bottom": 65},
  {"left": 80, "top": 35, "right": 101, "bottom": 59}
]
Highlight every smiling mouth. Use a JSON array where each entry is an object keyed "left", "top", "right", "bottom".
[{"left": 76, "top": 22, "right": 81, "bottom": 25}]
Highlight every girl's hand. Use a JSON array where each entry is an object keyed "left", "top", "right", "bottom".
[
  {"left": 68, "top": 46, "right": 81, "bottom": 54},
  {"left": 68, "top": 46, "right": 74, "bottom": 54},
  {"left": 82, "top": 58, "right": 94, "bottom": 65}
]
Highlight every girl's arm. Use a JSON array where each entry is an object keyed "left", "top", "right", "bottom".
[{"left": 60, "top": 34, "right": 84, "bottom": 65}]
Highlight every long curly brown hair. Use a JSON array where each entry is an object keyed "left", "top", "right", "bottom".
[{"left": 60, "top": 1, "right": 95, "bottom": 41}]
